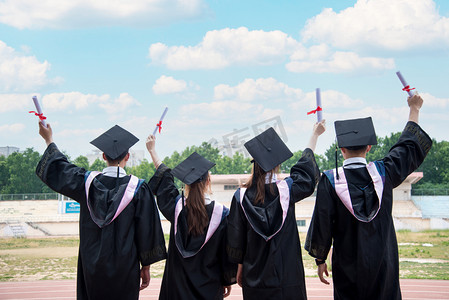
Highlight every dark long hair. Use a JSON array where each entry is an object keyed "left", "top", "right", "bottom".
[
  {"left": 185, "top": 174, "right": 211, "bottom": 236},
  {"left": 243, "top": 162, "right": 278, "bottom": 205}
]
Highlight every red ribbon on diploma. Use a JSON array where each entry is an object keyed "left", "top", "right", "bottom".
[
  {"left": 307, "top": 106, "right": 322, "bottom": 115},
  {"left": 29, "top": 111, "right": 47, "bottom": 121},
  {"left": 402, "top": 85, "right": 415, "bottom": 93},
  {"left": 156, "top": 121, "right": 162, "bottom": 133}
]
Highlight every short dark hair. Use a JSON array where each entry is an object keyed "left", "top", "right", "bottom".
[
  {"left": 344, "top": 145, "right": 368, "bottom": 151},
  {"left": 105, "top": 151, "right": 128, "bottom": 165}
]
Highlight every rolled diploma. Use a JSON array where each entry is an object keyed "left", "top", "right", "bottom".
[
  {"left": 32, "top": 96, "right": 47, "bottom": 127},
  {"left": 316, "top": 88, "right": 323, "bottom": 122},
  {"left": 396, "top": 71, "right": 415, "bottom": 97},
  {"left": 153, "top": 107, "right": 168, "bottom": 135}
]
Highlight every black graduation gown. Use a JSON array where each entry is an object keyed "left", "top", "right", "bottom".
[
  {"left": 36, "top": 143, "right": 167, "bottom": 300},
  {"left": 227, "top": 148, "right": 320, "bottom": 300},
  {"left": 149, "top": 163, "right": 237, "bottom": 300},
  {"left": 305, "top": 121, "right": 432, "bottom": 300}
]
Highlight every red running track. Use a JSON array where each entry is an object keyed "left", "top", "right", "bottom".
[{"left": 0, "top": 278, "right": 448, "bottom": 299}]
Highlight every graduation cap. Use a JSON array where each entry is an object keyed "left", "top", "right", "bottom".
[
  {"left": 172, "top": 152, "right": 215, "bottom": 185},
  {"left": 244, "top": 127, "right": 293, "bottom": 172},
  {"left": 335, "top": 117, "right": 377, "bottom": 148},
  {"left": 90, "top": 125, "right": 139, "bottom": 160}
]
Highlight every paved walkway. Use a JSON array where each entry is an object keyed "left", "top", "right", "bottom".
[{"left": 0, "top": 278, "right": 448, "bottom": 299}]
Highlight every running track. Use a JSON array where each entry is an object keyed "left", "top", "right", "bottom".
[{"left": 1, "top": 278, "right": 448, "bottom": 299}]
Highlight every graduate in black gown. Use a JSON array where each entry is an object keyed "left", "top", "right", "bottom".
[
  {"left": 36, "top": 123, "right": 167, "bottom": 300},
  {"left": 305, "top": 94, "right": 432, "bottom": 300},
  {"left": 227, "top": 122, "right": 326, "bottom": 300},
  {"left": 146, "top": 134, "right": 237, "bottom": 300}
]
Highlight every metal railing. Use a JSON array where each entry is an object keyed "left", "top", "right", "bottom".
[
  {"left": 411, "top": 189, "right": 449, "bottom": 196},
  {"left": 0, "top": 193, "right": 59, "bottom": 201}
]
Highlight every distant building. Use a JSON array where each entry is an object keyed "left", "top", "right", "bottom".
[
  {"left": 0, "top": 146, "right": 20, "bottom": 158},
  {"left": 86, "top": 149, "right": 145, "bottom": 168}
]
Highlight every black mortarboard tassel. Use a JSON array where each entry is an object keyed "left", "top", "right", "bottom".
[{"left": 244, "top": 127, "right": 293, "bottom": 172}]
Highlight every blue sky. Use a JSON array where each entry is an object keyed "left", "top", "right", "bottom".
[{"left": 1, "top": 0, "right": 448, "bottom": 161}]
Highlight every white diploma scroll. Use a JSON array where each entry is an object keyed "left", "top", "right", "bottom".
[
  {"left": 396, "top": 71, "right": 416, "bottom": 97},
  {"left": 153, "top": 107, "right": 168, "bottom": 135},
  {"left": 316, "top": 88, "right": 323, "bottom": 122},
  {"left": 32, "top": 96, "right": 47, "bottom": 127}
]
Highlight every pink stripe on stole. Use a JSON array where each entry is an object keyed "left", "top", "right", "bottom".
[
  {"left": 85, "top": 171, "right": 101, "bottom": 223},
  {"left": 239, "top": 179, "right": 290, "bottom": 241},
  {"left": 85, "top": 172, "right": 139, "bottom": 227},
  {"left": 110, "top": 175, "right": 138, "bottom": 223},
  {"left": 174, "top": 197, "right": 224, "bottom": 258},
  {"left": 334, "top": 168, "right": 355, "bottom": 216},
  {"left": 333, "top": 164, "right": 384, "bottom": 222}
]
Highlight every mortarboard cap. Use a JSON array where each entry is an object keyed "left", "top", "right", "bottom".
[
  {"left": 335, "top": 117, "right": 377, "bottom": 148},
  {"left": 244, "top": 127, "right": 293, "bottom": 172},
  {"left": 172, "top": 152, "right": 215, "bottom": 185},
  {"left": 90, "top": 125, "right": 139, "bottom": 160}
]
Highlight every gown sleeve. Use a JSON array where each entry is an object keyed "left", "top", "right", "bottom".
[
  {"left": 220, "top": 216, "right": 238, "bottom": 286},
  {"left": 134, "top": 182, "right": 167, "bottom": 266},
  {"left": 304, "top": 174, "right": 335, "bottom": 261},
  {"left": 226, "top": 192, "right": 247, "bottom": 264},
  {"left": 382, "top": 121, "right": 432, "bottom": 188},
  {"left": 35, "top": 143, "right": 87, "bottom": 202},
  {"left": 148, "top": 163, "right": 179, "bottom": 223},
  {"left": 289, "top": 148, "right": 320, "bottom": 203}
]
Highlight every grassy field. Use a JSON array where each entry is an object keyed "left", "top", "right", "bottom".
[{"left": 0, "top": 231, "right": 448, "bottom": 281}]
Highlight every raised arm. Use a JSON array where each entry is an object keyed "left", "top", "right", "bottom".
[
  {"left": 36, "top": 122, "right": 87, "bottom": 201},
  {"left": 306, "top": 119, "right": 326, "bottom": 152},
  {"left": 382, "top": 93, "right": 432, "bottom": 188},
  {"left": 407, "top": 93, "right": 422, "bottom": 124},
  {"left": 146, "top": 134, "right": 162, "bottom": 168},
  {"left": 146, "top": 134, "right": 179, "bottom": 222},
  {"left": 39, "top": 121, "right": 54, "bottom": 146}
]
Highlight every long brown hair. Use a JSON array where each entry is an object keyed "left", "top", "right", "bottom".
[
  {"left": 243, "top": 163, "right": 279, "bottom": 205},
  {"left": 184, "top": 174, "right": 211, "bottom": 236}
]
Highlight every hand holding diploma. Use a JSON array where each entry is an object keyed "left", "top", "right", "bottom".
[
  {"left": 30, "top": 96, "right": 47, "bottom": 127},
  {"left": 396, "top": 71, "right": 416, "bottom": 97},
  {"left": 153, "top": 107, "right": 168, "bottom": 135}
]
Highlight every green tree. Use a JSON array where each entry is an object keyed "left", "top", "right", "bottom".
[
  {"left": 89, "top": 158, "right": 107, "bottom": 171},
  {"left": 215, "top": 152, "right": 252, "bottom": 174},
  {"left": 73, "top": 155, "right": 89, "bottom": 170},
  {"left": 2, "top": 148, "right": 45, "bottom": 194},
  {"left": 416, "top": 140, "right": 449, "bottom": 185},
  {"left": 281, "top": 150, "right": 303, "bottom": 173},
  {"left": 126, "top": 159, "right": 156, "bottom": 180},
  {"left": 0, "top": 156, "right": 9, "bottom": 192}
]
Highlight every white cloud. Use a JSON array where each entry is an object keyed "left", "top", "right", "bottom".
[
  {"left": 98, "top": 93, "right": 141, "bottom": 115},
  {"left": 149, "top": 27, "right": 396, "bottom": 73},
  {"left": 287, "top": 44, "right": 395, "bottom": 73},
  {"left": 153, "top": 75, "right": 188, "bottom": 95},
  {"left": 43, "top": 92, "right": 109, "bottom": 111},
  {"left": 0, "top": 41, "right": 58, "bottom": 92},
  {"left": 420, "top": 92, "right": 449, "bottom": 108},
  {"left": 0, "top": 0, "right": 208, "bottom": 29},
  {"left": 149, "top": 27, "right": 300, "bottom": 70},
  {"left": 301, "top": 0, "right": 449, "bottom": 51},
  {"left": 214, "top": 78, "right": 304, "bottom": 102},
  {"left": 41, "top": 92, "right": 140, "bottom": 116},
  {"left": 0, "top": 94, "right": 36, "bottom": 113},
  {"left": 0, "top": 123, "right": 26, "bottom": 135},
  {"left": 291, "top": 90, "right": 364, "bottom": 112}
]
